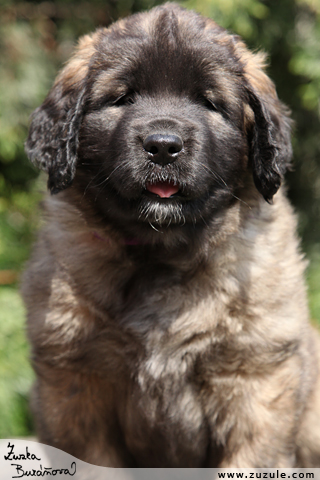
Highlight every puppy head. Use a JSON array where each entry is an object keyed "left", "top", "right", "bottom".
[{"left": 25, "top": 4, "right": 292, "bottom": 240}]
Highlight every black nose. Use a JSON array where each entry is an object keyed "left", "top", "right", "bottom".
[{"left": 143, "top": 134, "right": 183, "bottom": 165}]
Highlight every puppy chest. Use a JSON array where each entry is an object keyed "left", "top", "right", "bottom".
[{"left": 119, "top": 375, "right": 209, "bottom": 467}]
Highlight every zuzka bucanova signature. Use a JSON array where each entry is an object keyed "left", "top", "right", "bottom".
[{"left": 4, "top": 442, "right": 77, "bottom": 478}]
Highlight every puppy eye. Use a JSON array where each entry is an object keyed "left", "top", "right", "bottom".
[
  {"left": 199, "top": 96, "right": 229, "bottom": 119},
  {"left": 112, "top": 92, "right": 135, "bottom": 107},
  {"left": 201, "top": 97, "right": 219, "bottom": 112}
]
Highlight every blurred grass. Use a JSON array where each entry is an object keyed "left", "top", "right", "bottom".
[
  {"left": 0, "top": 184, "right": 43, "bottom": 272},
  {"left": 306, "top": 249, "right": 320, "bottom": 326},
  {"left": 0, "top": 286, "right": 34, "bottom": 437},
  {"left": 0, "top": 178, "right": 44, "bottom": 437}
]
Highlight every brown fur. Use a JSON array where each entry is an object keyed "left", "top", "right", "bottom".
[{"left": 22, "top": 3, "right": 320, "bottom": 468}]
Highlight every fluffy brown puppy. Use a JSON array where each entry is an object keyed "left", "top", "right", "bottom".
[{"left": 23, "top": 3, "right": 320, "bottom": 468}]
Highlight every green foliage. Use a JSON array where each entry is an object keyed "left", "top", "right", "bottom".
[
  {"left": 0, "top": 182, "right": 43, "bottom": 271},
  {"left": 289, "top": 0, "right": 320, "bottom": 111},
  {"left": 0, "top": 286, "right": 34, "bottom": 437},
  {"left": 306, "top": 249, "right": 320, "bottom": 325},
  {"left": 184, "top": 0, "right": 269, "bottom": 38},
  {"left": 0, "top": 19, "right": 55, "bottom": 193}
]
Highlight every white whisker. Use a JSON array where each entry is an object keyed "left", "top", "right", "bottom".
[
  {"left": 149, "top": 221, "right": 162, "bottom": 232},
  {"left": 199, "top": 163, "right": 251, "bottom": 209}
]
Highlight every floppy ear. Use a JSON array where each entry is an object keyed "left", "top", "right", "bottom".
[
  {"left": 236, "top": 44, "right": 293, "bottom": 203},
  {"left": 247, "top": 87, "right": 292, "bottom": 203},
  {"left": 25, "top": 34, "right": 97, "bottom": 194}
]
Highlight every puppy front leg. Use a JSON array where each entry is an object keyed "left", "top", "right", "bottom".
[
  {"left": 217, "top": 430, "right": 296, "bottom": 468},
  {"left": 31, "top": 369, "right": 134, "bottom": 467},
  {"left": 205, "top": 364, "right": 301, "bottom": 468}
]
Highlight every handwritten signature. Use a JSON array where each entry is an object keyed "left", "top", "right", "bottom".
[
  {"left": 4, "top": 442, "right": 77, "bottom": 478},
  {"left": 10, "top": 462, "right": 77, "bottom": 478}
]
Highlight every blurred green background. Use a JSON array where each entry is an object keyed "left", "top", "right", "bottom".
[{"left": 0, "top": 0, "right": 320, "bottom": 437}]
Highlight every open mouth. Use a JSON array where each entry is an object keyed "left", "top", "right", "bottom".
[{"left": 145, "top": 181, "right": 180, "bottom": 199}]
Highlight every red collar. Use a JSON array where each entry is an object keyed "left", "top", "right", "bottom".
[{"left": 93, "top": 231, "right": 145, "bottom": 246}]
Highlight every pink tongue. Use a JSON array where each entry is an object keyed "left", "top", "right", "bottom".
[{"left": 147, "top": 182, "right": 179, "bottom": 198}]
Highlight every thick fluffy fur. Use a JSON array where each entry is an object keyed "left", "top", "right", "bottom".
[{"left": 23, "top": 3, "right": 320, "bottom": 468}]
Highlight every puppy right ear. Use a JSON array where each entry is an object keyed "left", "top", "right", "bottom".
[
  {"left": 25, "top": 33, "right": 97, "bottom": 194},
  {"left": 25, "top": 87, "right": 87, "bottom": 194}
]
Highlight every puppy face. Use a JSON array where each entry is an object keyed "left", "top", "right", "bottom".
[
  {"left": 79, "top": 27, "right": 247, "bottom": 233},
  {"left": 25, "top": 4, "right": 292, "bottom": 244}
]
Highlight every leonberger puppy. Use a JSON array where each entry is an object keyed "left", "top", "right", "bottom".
[{"left": 22, "top": 2, "right": 320, "bottom": 468}]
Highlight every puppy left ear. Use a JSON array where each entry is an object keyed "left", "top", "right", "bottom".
[
  {"left": 247, "top": 87, "right": 292, "bottom": 203},
  {"left": 234, "top": 43, "right": 292, "bottom": 203},
  {"left": 248, "top": 88, "right": 292, "bottom": 203},
  {"left": 25, "top": 33, "right": 97, "bottom": 194}
]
